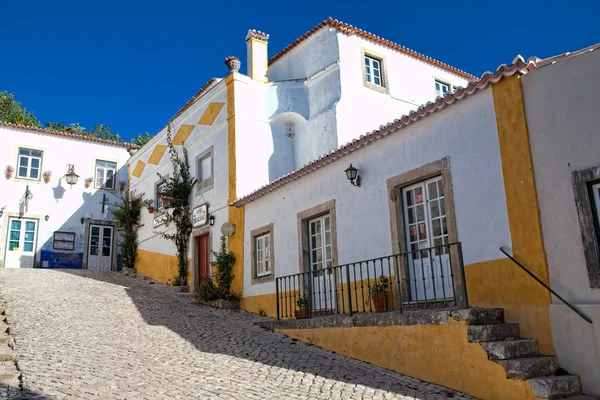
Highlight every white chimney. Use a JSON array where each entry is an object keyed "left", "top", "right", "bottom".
[{"left": 245, "top": 30, "right": 269, "bottom": 82}]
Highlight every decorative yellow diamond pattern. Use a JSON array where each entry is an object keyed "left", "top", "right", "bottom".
[
  {"left": 147, "top": 145, "right": 167, "bottom": 165},
  {"left": 172, "top": 125, "right": 195, "bottom": 146},
  {"left": 131, "top": 161, "right": 146, "bottom": 178},
  {"left": 198, "top": 102, "right": 225, "bottom": 126}
]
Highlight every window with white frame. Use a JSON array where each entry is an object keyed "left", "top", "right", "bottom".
[
  {"left": 196, "top": 147, "right": 213, "bottom": 194},
  {"left": 435, "top": 80, "right": 450, "bottom": 98},
  {"left": 17, "top": 148, "right": 43, "bottom": 180},
  {"left": 254, "top": 232, "right": 271, "bottom": 277},
  {"left": 156, "top": 180, "right": 167, "bottom": 211},
  {"left": 95, "top": 160, "right": 117, "bottom": 190},
  {"left": 364, "top": 55, "right": 383, "bottom": 87}
]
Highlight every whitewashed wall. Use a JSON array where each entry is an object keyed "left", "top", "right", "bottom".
[
  {"left": 129, "top": 80, "right": 229, "bottom": 266},
  {"left": 242, "top": 89, "right": 511, "bottom": 298},
  {"left": 0, "top": 125, "right": 130, "bottom": 268},
  {"left": 523, "top": 49, "right": 600, "bottom": 395},
  {"left": 336, "top": 32, "right": 471, "bottom": 146}
]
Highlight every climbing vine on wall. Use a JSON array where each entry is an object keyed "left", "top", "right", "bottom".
[{"left": 112, "top": 190, "right": 143, "bottom": 271}]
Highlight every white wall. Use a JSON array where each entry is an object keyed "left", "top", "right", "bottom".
[
  {"left": 336, "top": 32, "right": 471, "bottom": 146},
  {"left": 242, "top": 89, "right": 511, "bottom": 298},
  {"left": 129, "top": 80, "right": 229, "bottom": 265},
  {"left": 523, "top": 49, "right": 600, "bottom": 394},
  {"left": 0, "top": 125, "right": 130, "bottom": 268}
]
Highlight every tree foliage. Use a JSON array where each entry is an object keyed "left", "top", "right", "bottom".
[
  {"left": 112, "top": 190, "right": 144, "bottom": 271},
  {"left": 131, "top": 132, "right": 152, "bottom": 147},
  {"left": 0, "top": 91, "right": 41, "bottom": 128},
  {"left": 155, "top": 125, "right": 196, "bottom": 286}
]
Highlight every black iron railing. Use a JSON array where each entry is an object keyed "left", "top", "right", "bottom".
[
  {"left": 276, "top": 242, "right": 468, "bottom": 320},
  {"left": 499, "top": 247, "right": 593, "bottom": 324}
]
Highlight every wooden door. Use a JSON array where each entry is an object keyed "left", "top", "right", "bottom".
[{"left": 198, "top": 234, "right": 210, "bottom": 285}]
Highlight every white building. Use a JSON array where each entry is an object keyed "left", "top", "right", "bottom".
[
  {"left": 0, "top": 122, "right": 135, "bottom": 270},
  {"left": 128, "top": 17, "right": 474, "bottom": 291}
]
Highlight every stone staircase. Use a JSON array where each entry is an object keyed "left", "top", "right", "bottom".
[
  {"left": 454, "top": 308, "right": 595, "bottom": 399},
  {"left": 0, "top": 308, "right": 21, "bottom": 390}
]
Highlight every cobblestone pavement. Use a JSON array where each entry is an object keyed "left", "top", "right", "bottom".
[{"left": 0, "top": 269, "right": 473, "bottom": 400}]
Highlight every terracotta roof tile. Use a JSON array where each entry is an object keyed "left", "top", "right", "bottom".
[
  {"left": 231, "top": 56, "right": 536, "bottom": 206},
  {"left": 269, "top": 17, "right": 478, "bottom": 81},
  {"left": 0, "top": 121, "right": 139, "bottom": 150}
]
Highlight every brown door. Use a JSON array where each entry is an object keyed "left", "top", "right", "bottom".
[{"left": 198, "top": 234, "right": 210, "bottom": 285}]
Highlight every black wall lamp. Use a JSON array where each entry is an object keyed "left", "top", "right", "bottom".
[
  {"left": 208, "top": 214, "right": 215, "bottom": 226},
  {"left": 345, "top": 164, "right": 361, "bottom": 187},
  {"left": 45, "top": 215, "right": 49, "bottom": 221},
  {"left": 80, "top": 217, "right": 85, "bottom": 224}
]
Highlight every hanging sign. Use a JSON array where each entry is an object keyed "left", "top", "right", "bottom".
[
  {"left": 153, "top": 214, "right": 167, "bottom": 228},
  {"left": 221, "top": 222, "right": 235, "bottom": 236},
  {"left": 192, "top": 204, "right": 208, "bottom": 227}
]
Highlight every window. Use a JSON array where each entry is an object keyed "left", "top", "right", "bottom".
[
  {"left": 573, "top": 166, "right": 600, "bottom": 288},
  {"left": 251, "top": 224, "right": 275, "bottom": 284},
  {"left": 255, "top": 233, "right": 271, "bottom": 277},
  {"left": 435, "top": 80, "right": 450, "bottom": 98},
  {"left": 365, "top": 55, "right": 383, "bottom": 87},
  {"left": 17, "top": 148, "right": 43, "bottom": 180},
  {"left": 196, "top": 147, "right": 213, "bottom": 195},
  {"left": 95, "top": 160, "right": 117, "bottom": 190},
  {"left": 156, "top": 180, "right": 167, "bottom": 211},
  {"left": 53, "top": 231, "right": 76, "bottom": 251}
]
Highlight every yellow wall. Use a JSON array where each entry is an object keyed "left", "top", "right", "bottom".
[
  {"left": 136, "top": 250, "right": 192, "bottom": 291},
  {"left": 225, "top": 73, "right": 245, "bottom": 294},
  {"left": 473, "top": 74, "right": 554, "bottom": 354},
  {"left": 278, "top": 319, "right": 539, "bottom": 400},
  {"left": 241, "top": 293, "right": 278, "bottom": 318}
]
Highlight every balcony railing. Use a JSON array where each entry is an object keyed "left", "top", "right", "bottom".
[{"left": 276, "top": 242, "right": 468, "bottom": 320}]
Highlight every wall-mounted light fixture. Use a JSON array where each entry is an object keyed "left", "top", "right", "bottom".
[
  {"left": 65, "top": 165, "right": 80, "bottom": 186},
  {"left": 45, "top": 215, "right": 49, "bottom": 221},
  {"left": 80, "top": 217, "right": 85, "bottom": 224},
  {"left": 208, "top": 215, "right": 215, "bottom": 226},
  {"left": 0, "top": 210, "right": 3, "bottom": 217},
  {"left": 345, "top": 164, "right": 361, "bottom": 187}
]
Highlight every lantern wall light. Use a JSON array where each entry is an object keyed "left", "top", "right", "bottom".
[
  {"left": 208, "top": 215, "right": 215, "bottom": 226},
  {"left": 65, "top": 164, "right": 80, "bottom": 186},
  {"left": 344, "top": 164, "right": 361, "bottom": 187}
]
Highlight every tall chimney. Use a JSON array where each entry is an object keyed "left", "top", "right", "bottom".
[{"left": 245, "top": 30, "right": 269, "bottom": 82}]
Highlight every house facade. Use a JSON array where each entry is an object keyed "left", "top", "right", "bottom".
[
  {"left": 128, "top": 18, "right": 473, "bottom": 291},
  {"left": 0, "top": 122, "right": 135, "bottom": 270}
]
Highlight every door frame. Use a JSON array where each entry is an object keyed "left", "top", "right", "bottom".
[
  {"left": 192, "top": 225, "right": 211, "bottom": 292},
  {"left": 3, "top": 216, "right": 40, "bottom": 269},
  {"left": 386, "top": 157, "right": 465, "bottom": 306},
  {"left": 82, "top": 219, "right": 117, "bottom": 270}
]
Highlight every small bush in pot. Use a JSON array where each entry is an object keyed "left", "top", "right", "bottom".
[
  {"left": 367, "top": 275, "right": 390, "bottom": 312},
  {"left": 295, "top": 296, "right": 311, "bottom": 319}
]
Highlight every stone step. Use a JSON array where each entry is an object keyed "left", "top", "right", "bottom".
[
  {"left": 480, "top": 339, "right": 538, "bottom": 360},
  {"left": 0, "top": 324, "right": 9, "bottom": 334},
  {"left": 0, "top": 360, "right": 19, "bottom": 385},
  {"left": 0, "top": 334, "right": 12, "bottom": 345},
  {"left": 0, "top": 315, "right": 6, "bottom": 322},
  {"left": 528, "top": 375, "right": 582, "bottom": 399},
  {"left": 467, "top": 323, "right": 520, "bottom": 342},
  {"left": 0, "top": 345, "right": 13, "bottom": 362},
  {"left": 452, "top": 308, "right": 505, "bottom": 325},
  {"left": 496, "top": 356, "right": 559, "bottom": 380}
]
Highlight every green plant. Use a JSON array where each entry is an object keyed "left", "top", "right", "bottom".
[
  {"left": 366, "top": 275, "right": 390, "bottom": 304},
  {"left": 112, "top": 190, "right": 143, "bottom": 271},
  {"left": 257, "top": 305, "right": 267, "bottom": 316},
  {"left": 296, "top": 296, "right": 311, "bottom": 311},
  {"left": 212, "top": 235, "right": 236, "bottom": 296},
  {"left": 154, "top": 125, "right": 197, "bottom": 287},
  {"left": 196, "top": 277, "right": 221, "bottom": 302}
]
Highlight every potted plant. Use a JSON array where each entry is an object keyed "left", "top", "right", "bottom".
[
  {"left": 42, "top": 170, "right": 52, "bottom": 183},
  {"left": 142, "top": 199, "right": 155, "bottom": 214},
  {"left": 368, "top": 275, "right": 390, "bottom": 312},
  {"left": 119, "top": 181, "right": 126, "bottom": 191},
  {"left": 295, "top": 296, "right": 311, "bottom": 319},
  {"left": 4, "top": 165, "right": 14, "bottom": 180},
  {"left": 159, "top": 193, "right": 174, "bottom": 206},
  {"left": 84, "top": 177, "right": 93, "bottom": 188},
  {"left": 224, "top": 56, "right": 241, "bottom": 72}
]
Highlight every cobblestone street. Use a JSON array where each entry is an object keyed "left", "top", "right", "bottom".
[{"left": 0, "top": 269, "right": 471, "bottom": 399}]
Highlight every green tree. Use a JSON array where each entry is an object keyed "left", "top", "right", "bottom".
[
  {"left": 86, "top": 124, "right": 121, "bottom": 142},
  {"left": 112, "top": 190, "right": 143, "bottom": 271},
  {"left": 0, "top": 91, "right": 41, "bottom": 128},
  {"left": 155, "top": 125, "right": 196, "bottom": 286},
  {"left": 131, "top": 132, "right": 152, "bottom": 147}
]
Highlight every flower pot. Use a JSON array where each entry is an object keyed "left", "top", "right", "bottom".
[
  {"left": 225, "top": 59, "right": 241, "bottom": 73},
  {"left": 147, "top": 207, "right": 155, "bottom": 214},
  {"left": 44, "top": 176, "right": 51, "bottom": 183},
  {"left": 374, "top": 291, "right": 389, "bottom": 312},
  {"left": 85, "top": 181, "right": 91, "bottom": 188},
  {"left": 5, "top": 172, "right": 12, "bottom": 180},
  {"left": 119, "top": 182, "right": 126, "bottom": 191},
  {"left": 295, "top": 309, "right": 311, "bottom": 319}
]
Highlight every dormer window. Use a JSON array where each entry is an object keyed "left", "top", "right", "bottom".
[
  {"left": 435, "top": 80, "right": 450, "bottom": 98},
  {"left": 365, "top": 55, "right": 383, "bottom": 86}
]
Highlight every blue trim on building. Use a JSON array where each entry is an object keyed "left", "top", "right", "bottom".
[{"left": 40, "top": 250, "right": 83, "bottom": 269}]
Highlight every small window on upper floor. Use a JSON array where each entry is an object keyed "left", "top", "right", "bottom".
[
  {"left": 95, "top": 160, "right": 117, "bottom": 190},
  {"left": 435, "top": 80, "right": 450, "bottom": 99},
  {"left": 17, "top": 148, "right": 43, "bottom": 180},
  {"left": 196, "top": 147, "right": 213, "bottom": 195},
  {"left": 364, "top": 55, "right": 383, "bottom": 87},
  {"left": 156, "top": 180, "right": 168, "bottom": 211}
]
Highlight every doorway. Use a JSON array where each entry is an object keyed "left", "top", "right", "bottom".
[
  {"left": 307, "top": 214, "right": 336, "bottom": 311},
  {"left": 87, "top": 224, "right": 113, "bottom": 270},
  {"left": 197, "top": 234, "right": 210, "bottom": 286},
  {"left": 4, "top": 217, "right": 38, "bottom": 268}
]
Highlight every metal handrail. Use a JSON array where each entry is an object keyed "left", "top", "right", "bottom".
[{"left": 499, "top": 247, "right": 592, "bottom": 324}]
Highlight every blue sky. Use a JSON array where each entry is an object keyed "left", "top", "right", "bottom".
[{"left": 1, "top": 0, "right": 597, "bottom": 142}]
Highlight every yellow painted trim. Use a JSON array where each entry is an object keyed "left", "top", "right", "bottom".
[
  {"left": 147, "top": 145, "right": 168, "bottom": 165},
  {"left": 241, "top": 293, "right": 277, "bottom": 318},
  {"left": 277, "top": 320, "right": 540, "bottom": 400},
  {"left": 198, "top": 102, "right": 225, "bottom": 126},
  {"left": 248, "top": 39, "right": 268, "bottom": 83},
  {"left": 225, "top": 74, "right": 244, "bottom": 294},
  {"left": 172, "top": 124, "right": 195, "bottom": 146},
  {"left": 136, "top": 249, "right": 193, "bottom": 292},
  {"left": 488, "top": 74, "right": 554, "bottom": 354},
  {"left": 131, "top": 161, "right": 146, "bottom": 178}
]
